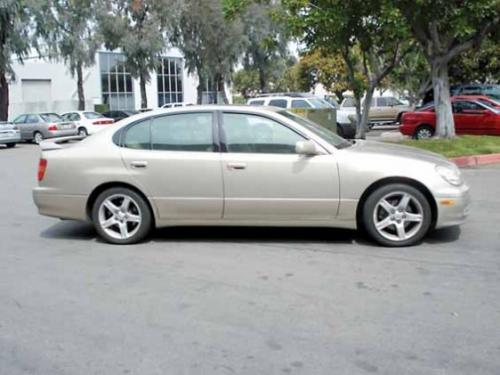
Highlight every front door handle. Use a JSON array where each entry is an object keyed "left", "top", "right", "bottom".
[
  {"left": 131, "top": 161, "right": 148, "bottom": 168},
  {"left": 227, "top": 162, "right": 247, "bottom": 170}
]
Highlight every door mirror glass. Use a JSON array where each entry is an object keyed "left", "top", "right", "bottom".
[{"left": 295, "top": 140, "right": 320, "bottom": 156}]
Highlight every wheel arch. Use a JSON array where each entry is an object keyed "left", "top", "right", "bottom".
[
  {"left": 356, "top": 176, "right": 437, "bottom": 230},
  {"left": 86, "top": 181, "right": 156, "bottom": 224},
  {"left": 414, "top": 123, "right": 435, "bottom": 138}
]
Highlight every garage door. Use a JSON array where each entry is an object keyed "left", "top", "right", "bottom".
[{"left": 22, "top": 79, "right": 52, "bottom": 103}]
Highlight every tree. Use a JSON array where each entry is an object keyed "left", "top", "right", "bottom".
[
  {"left": 41, "top": 0, "right": 100, "bottom": 110},
  {"left": 98, "top": 0, "right": 172, "bottom": 109},
  {"left": 0, "top": 0, "right": 45, "bottom": 120},
  {"left": 238, "top": 2, "right": 292, "bottom": 93},
  {"left": 385, "top": 49, "right": 431, "bottom": 106},
  {"left": 449, "top": 36, "right": 500, "bottom": 84},
  {"left": 284, "top": 0, "right": 413, "bottom": 138},
  {"left": 395, "top": 0, "right": 499, "bottom": 138},
  {"left": 170, "top": 0, "right": 245, "bottom": 104}
]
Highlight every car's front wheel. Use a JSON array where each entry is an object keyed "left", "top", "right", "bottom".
[
  {"left": 6, "top": 143, "right": 16, "bottom": 148},
  {"left": 362, "top": 183, "right": 432, "bottom": 247},
  {"left": 414, "top": 125, "right": 434, "bottom": 140},
  {"left": 92, "top": 187, "right": 153, "bottom": 244}
]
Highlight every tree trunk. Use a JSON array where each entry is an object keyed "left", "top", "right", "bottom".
[
  {"left": 431, "top": 60, "right": 455, "bottom": 138},
  {"left": 76, "top": 62, "right": 85, "bottom": 111},
  {"left": 0, "top": 70, "right": 8, "bottom": 121},
  {"left": 259, "top": 68, "right": 266, "bottom": 93},
  {"left": 353, "top": 95, "right": 362, "bottom": 138},
  {"left": 197, "top": 72, "right": 204, "bottom": 104},
  {"left": 355, "top": 84, "right": 375, "bottom": 139},
  {"left": 216, "top": 74, "right": 228, "bottom": 104},
  {"left": 139, "top": 73, "right": 147, "bottom": 109}
]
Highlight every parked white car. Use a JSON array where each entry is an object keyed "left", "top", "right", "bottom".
[{"left": 61, "top": 111, "right": 114, "bottom": 136}]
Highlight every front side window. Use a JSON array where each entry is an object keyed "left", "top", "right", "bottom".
[
  {"left": 249, "top": 100, "right": 265, "bottom": 106},
  {"left": 453, "top": 101, "right": 484, "bottom": 113},
  {"left": 291, "top": 99, "right": 312, "bottom": 108},
  {"left": 222, "top": 113, "right": 305, "bottom": 154},
  {"left": 151, "top": 112, "right": 213, "bottom": 152},
  {"left": 13, "top": 115, "right": 26, "bottom": 124},
  {"left": 268, "top": 99, "right": 288, "bottom": 108}
]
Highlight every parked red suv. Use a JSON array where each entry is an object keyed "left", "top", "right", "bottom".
[{"left": 400, "top": 97, "right": 500, "bottom": 139}]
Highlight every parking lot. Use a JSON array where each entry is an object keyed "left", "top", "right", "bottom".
[{"left": 1, "top": 143, "right": 500, "bottom": 374}]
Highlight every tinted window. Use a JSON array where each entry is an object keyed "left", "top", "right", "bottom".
[
  {"left": 26, "top": 115, "right": 40, "bottom": 123},
  {"left": 151, "top": 112, "right": 213, "bottom": 152},
  {"left": 222, "top": 113, "right": 304, "bottom": 154},
  {"left": 268, "top": 99, "right": 288, "bottom": 108},
  {"left": 83, "top": 112, "right": 102, "bottom": 119},
  {"left": 123, "top": 120, "right": 151, "bottom": 149},
  {"left": 291, "top": 99, "right": 312, "bottom": 108},
  {"left": 249, "top": 100, "right": 265, "bottom": 106},
  {"left": 40, "top": 113, "right": 62, "bottom": 122},
  {"left": 453, "top": 101, "right": 484, "bottom": 113},
  {"left": 377, "top": 97, "right": 389, "bottom": 106}
]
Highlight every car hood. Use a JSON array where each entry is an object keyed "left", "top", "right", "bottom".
[{"left": 348, "top": 140, "right": 450, "bottom": 166}]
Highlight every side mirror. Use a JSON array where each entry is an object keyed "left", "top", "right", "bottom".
[{"left": 295, "top": 140, "right": 321, "bottom": 156}]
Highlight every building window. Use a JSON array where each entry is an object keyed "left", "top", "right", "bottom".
[
  {"left": 99, "top": 52, "right": 135, "bottom": 110},
  {"left": 157, "top": 57, "right": 183, "bottom": 107}
]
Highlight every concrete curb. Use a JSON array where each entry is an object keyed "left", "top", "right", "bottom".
[{"left": 450, "top": 153, "right": 500, "bottom": 167}]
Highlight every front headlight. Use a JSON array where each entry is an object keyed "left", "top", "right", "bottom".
[{"left": 436, "top": 165, "right": 463, "bottom": 186}]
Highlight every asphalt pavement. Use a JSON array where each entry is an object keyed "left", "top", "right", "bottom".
[{"left": 1, "top": 143, "right": 500, "bottom": 375}]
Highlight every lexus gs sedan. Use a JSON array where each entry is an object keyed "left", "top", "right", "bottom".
[{"left": 33, "top": 106, "right": 470, "bottom": 246}]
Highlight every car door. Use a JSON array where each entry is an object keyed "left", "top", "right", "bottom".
[
  {"left": 25, "top": 114, "right": 41, "bottom": 138},
  {"left": 219, "top": 111, "right": 340, "bottom": 222},
  {"left": 12, "top": 115, "right": 28, "bottom": 139},
  {"left": 119, "top": 111, "right": 224, "bottom": 221},
  {"left": 453, "top": 101, "right": 486, "bottom": 135}
]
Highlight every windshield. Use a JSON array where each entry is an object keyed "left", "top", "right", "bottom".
[
  {"left": 83, "top": 112, "right": 103, "bottom": 119},
  {"left": 40, "top": 113, "right": 63, "bottom": 122},
  {"left": 308, "top": 98, "right": 334, "bottom": 109},
  {"left": 278, "top": 110, "right": 351, "bottom": 148}
]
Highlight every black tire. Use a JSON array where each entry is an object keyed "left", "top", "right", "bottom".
[
  {"left": 6, "top": 143, "right": 16, "bottom": 148},
  {"left": 337, "top": 124, "right": 345, "bottom": 138},
  {"left": 362, "top": 183, "right": 432, "bottom": 247},
  {"left": 33, "top": 131, "right": 43, "bottom": 144},
  {"left": 414, "top": 125, "right": 434, "bottom": 140},
  {"left": 92, "top": 187, "right": 153, "bottom": 244},
  {"left": 78, "top": 127, "right": 88, "bottom": 137}
]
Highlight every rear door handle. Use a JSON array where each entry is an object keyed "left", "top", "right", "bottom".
[
  {"left": 227, "top": 162, "right": 247, "bottom": 170},
  {"left": 131, "top": 161, "right": 148, "bottom": 168}
]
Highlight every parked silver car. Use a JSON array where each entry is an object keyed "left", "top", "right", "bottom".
[
  {"left": 33, "top": 106, "right": 470, "bottom": 246},
  {"left": 0, "top": 121, "right": 21, "bottom": 148},
  {"left": 12, "top": 113, "right": 77, "bottom": 144}
]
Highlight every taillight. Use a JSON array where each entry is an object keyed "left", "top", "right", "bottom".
[
  {"left": 92, "top": 119, "right": 114, "bottom": 125},
  {"left": 38, "top": 159, "right": 47, "bottom": 181},
  {"left": 48, "top": 123, "right": 58, "bottom": 131}
]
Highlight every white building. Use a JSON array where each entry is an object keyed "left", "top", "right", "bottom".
[{"left": 7, "top": 48, "right": 208, "bottom": 120}]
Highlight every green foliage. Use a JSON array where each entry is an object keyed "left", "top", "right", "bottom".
[{"left": 399, "top": 135, "right": 500, "bottom": 158}]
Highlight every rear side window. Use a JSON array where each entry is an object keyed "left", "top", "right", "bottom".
[
  {"left": 151, "top": 112, "right": 213, "bottom": 152},
  {"left": 249, "top": 100, "right": 265, "bottom": 106},
  {"left": 26, "top": 115, "right": 40, "bottom": 123},
  {"left": 123, "top": 120, "right": 151, "bottom": 149},
  {"left": 40, "top": 113, "right": 62, "bottom": 122},
  {"left": 268, "top": 99, "right": 288, "bottom": 108},
  {"left": 83, "top": 112, "right": 102, "bottom": 119}
]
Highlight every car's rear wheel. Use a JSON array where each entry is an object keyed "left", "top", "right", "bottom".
[
  {"left": 362, "top": 183, "right": 432, "bottom": 247},
  {"left": 414, "top": 125, "right": 434, "bottom": 140},
  {"left": 33, "top": 132, "right": 43, "bottom": 144},
  {"left": 6, "top": 143, "right": 16, "bottom": 148},
  {"left": 78, "top": 127, "right": 88, "bottom": 137},
  {"left": 92, "top": 187, "right": 152, "bottom": 244}
]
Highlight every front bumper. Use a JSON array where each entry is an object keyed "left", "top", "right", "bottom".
[
  {"left": 0, "top": 131, "right": 21, "bottom": 144},
  {"left": 434, "top": 183, "right": 471, "bottom": 229}
]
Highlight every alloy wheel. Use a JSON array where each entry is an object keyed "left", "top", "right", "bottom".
[
  {"left": 98, "top": 194, "right": 142, "bottom": 240},
  {"left": 416, "top": 127, "right": 433, "bottom": 139},
  {"left": 34, "top": 132, "right": 43, "bottom": 144},
  {"left": 373, "top": 191, "right": 424, "bottom": 242}
]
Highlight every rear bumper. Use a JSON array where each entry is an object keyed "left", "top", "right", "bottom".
[
  {"left": 434, "top": 184, "right": 471, "bottom": 229},
  {"left": 47, "top": 129, "right": 78, "bottom": 138},
  {"left": 33, "top": 187, "right": 88, "bottom": 221}
]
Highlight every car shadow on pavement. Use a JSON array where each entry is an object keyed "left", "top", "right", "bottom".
[{"left": 41, "top": 220, "right": 462, "bottom": 247}]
